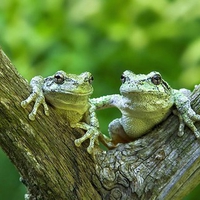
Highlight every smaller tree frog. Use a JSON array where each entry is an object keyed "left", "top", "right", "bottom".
[
  {"left": 88, "top": 70, "right": 200, "bottom": 146},
  {"left": 21, "top": 71, "right": 107, "bottom": 153}
]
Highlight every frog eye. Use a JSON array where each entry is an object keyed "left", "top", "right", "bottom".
[
  {"left": 121, "top": 74, "right": 126, "bottom": 83},
  {"left": 89, "top": 76, "right": 94, "bottom": 84},
  {"left": 85, "top": 75, "right": 94, "bottom": 84},
  {"left": 151, "top": 73, "right": 162, "bottom": 85},
  {"left": 54, "top": 72, "right": 65, "bottom": 84}
]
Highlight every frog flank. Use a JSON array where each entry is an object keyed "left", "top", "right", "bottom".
[{"left": 91, "top": 70, "right": 200, "bottom": 146}]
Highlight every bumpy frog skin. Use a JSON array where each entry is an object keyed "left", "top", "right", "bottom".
[
  {"left": 90, "top": 70, "right": 200, "bottom": 146},
  {"left": 21, "top": 71, "right": 106, "bottom": 153}
]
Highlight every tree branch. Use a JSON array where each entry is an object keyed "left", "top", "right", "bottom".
[
  {"left": 0, "top": 47, "right": 200, "bottom": 200},
  {"left": 94, "top": 85, "right": 200, "bottom": 200},
  {"left": 0, "top": 48, "right": 101, "bottom": 200}
]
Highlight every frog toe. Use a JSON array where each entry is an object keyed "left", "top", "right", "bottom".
[
  {"left": 87, "top": 135, "right": 99, "bottom": 154},
  {"left": 194, "top": 130, "right": 200, "bottom": 139},
  {"left": 21, "top": 101, "right": 27, "bottom": 108},
  {"left": 74, "top": 139, "right": 82, "bottom": 147},
  {"left": 28, "top": 113, "right": 36, "bottom": 121},
  {"left": 43, "top": 106, "right": 49, "bottom": 116},
  {"left": 87, "top": 145, "right": 94, "bottom": 154},
  {"left": 185, "top": 121, "right": 200, "bottom": 139}
]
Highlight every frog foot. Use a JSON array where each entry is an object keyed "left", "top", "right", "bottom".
[
  {"left": 73, "top": 123, "right": 101, "bottom": 154},
  {"left": 174, "top": 109, "right": 200, "bottom": 138},
  {"left": 21, "top": 92, "right": 49, "bottom": 120}
]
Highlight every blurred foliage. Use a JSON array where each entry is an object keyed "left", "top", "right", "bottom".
[{"left": 1, "top": 0, "right": 200, "bottom": 199}]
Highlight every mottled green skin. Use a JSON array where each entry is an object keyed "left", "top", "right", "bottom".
[
  {"left": 21, "top": 70, "right": 103, "bottom": 153},
  {"left": 91, "top": 70, "right": 200, "bottom": 145}
]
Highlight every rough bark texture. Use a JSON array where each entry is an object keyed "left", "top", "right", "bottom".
[
  {"left": 0, "top": 48, "right": 200, "bottom": 200},
  {"left": 0, "top": 49, "right": 101, "bottom": 200}
]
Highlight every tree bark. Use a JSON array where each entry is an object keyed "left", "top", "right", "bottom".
[{"left": 0, "top": 47, "right": 200, "bottom": 200}]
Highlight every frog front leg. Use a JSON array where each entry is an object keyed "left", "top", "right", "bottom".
[
  {"left": 90, "top": 95, "right": 123, "bottom": 147},
  {"left": 21, "top": 76, "right": 49, "bottom": 120},
  {"left": 74, "top": 103, "right": 100, "bottom": 153},
  {"left": 173, "top": 89, "right": 200, "bottom": 138},
  {"left": 74, "top": 102, "right": 111, "bottom": 153}
]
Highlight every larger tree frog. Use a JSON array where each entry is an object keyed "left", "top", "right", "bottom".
[
  {"left": 21, "top": 71, "right": 106, "bottom": 153},
  {"left": 89, "top": 70, "right": 200, "bottom": 146}
]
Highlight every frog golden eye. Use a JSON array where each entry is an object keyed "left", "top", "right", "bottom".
[
  {"left": 121, "top": 74, "right": 126, "bottom": 83},
  {"left": 151, "top": 74, "right": 162, "bottom": 85},
  {"left": 54, "top": 73, "right": 65, "bottom": 84}
]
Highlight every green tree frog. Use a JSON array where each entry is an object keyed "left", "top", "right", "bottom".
[
  {"left": 89, "top": 70, "right": 200, "bottom": 146},
  {"left": 21, "top": 70, "right": 107, "bottom": 153}
]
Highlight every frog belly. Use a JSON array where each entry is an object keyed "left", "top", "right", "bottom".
[{"left": 121, "top": 111, "right": 170, "bottom": 139}]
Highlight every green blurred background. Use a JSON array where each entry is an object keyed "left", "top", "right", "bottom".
[{"left": 1, "top": 0, "right": 200, "bottom": 199}]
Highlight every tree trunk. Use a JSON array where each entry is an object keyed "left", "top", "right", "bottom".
[{"left": 0, "top": 48, "right": 200, "bottom": 200}]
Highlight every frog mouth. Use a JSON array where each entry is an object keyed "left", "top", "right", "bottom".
[
  {"left": 120, "top": 90, "right": 154, "bottom": 94},
  {"left": 120, "top": 87, "right": 170, "bottom": 95},
  {"left": 49, "top": 89, "right": 93, "bottom": 96},
  {"left": 64, "top": 91, "right": 93, "bottom": 96}
]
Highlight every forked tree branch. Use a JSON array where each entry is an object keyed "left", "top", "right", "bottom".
[{"left": 0, "top": 48, "right": 200, "bottom": 200}]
